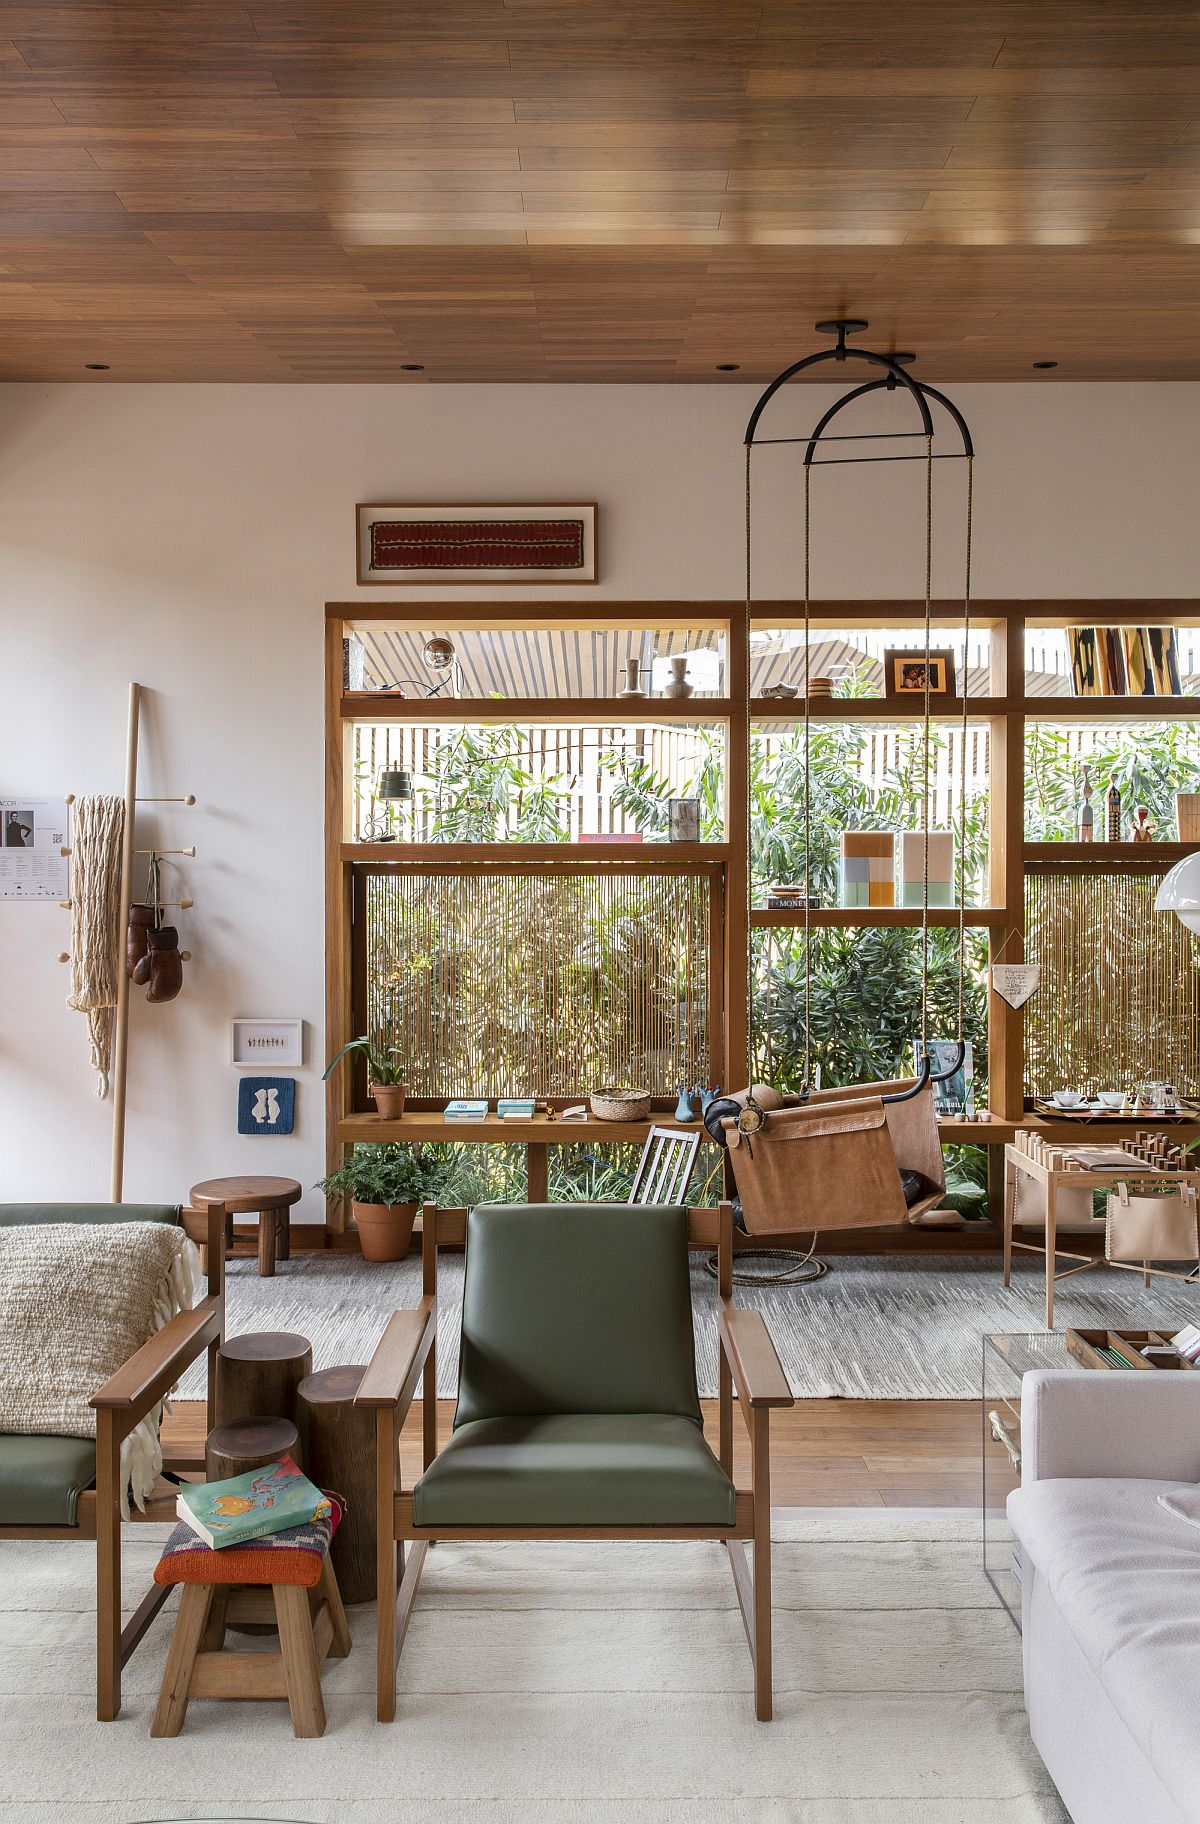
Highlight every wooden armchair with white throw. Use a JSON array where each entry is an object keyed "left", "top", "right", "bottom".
[
  {"left": 357, "top": 1199, "right": 793, "bottom": 1722},
  {"left": 0, "top": 1200, "right": 225, "bottom": 1719}
]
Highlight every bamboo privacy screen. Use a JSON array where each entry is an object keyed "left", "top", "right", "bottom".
[
  {"left": 1025, "top": 863, "right": 1200, "bottom": 1096},
  {"left": 354, "top": 864, "right": 717, "bottom": 1100}
]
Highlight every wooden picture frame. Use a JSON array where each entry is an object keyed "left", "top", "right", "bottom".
[
  {"left": 356, "top": 504, "right": 598, "bottom": 586},
  {"left": 883, "top": 648, "right": 957, "bottom": 699}
]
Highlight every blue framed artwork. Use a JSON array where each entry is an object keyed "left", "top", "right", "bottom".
[{"left": 237, "top": 1076, "right": 295, "bottom": 1135}]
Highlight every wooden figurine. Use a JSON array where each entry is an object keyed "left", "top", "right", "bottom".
[
  {"left": 1132, "top": 804, "right": 1155, "bottom": 843},
  {"left": 1078, "top": 763, "right": 1094, "bottom": 842},
  {"left": 1106, "top": 780, "right": 1122, "bottom": 842}
]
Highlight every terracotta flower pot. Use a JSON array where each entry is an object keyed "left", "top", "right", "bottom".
[
  {"left": 371, "top": 1082, "right": 407, "bottom": 1118},
  {"left": 351, "top": 1199, "right": 417, "bottom": 1263}
]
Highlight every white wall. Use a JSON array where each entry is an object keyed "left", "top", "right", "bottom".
[{"left": 1, "top": 382, "right": 1197, "bottom": 1214}]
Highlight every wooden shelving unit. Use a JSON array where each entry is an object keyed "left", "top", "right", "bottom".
[
  {"left": 750, "top": 906, "right": 1007, "bottom": 929},
  {"left": 325, "top": 598, "right": 1200, "bottom": 1240}
]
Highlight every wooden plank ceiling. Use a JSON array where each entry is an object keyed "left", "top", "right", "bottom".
[{"left": 4, "top": 3, "right": 1200, "bottom": 382}]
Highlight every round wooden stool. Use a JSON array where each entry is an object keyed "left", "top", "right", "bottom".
[
  {"left": 205, "top": 1416, "right": 300, "bottom": 1480},
  {"left": 214, "top": 1331, "right": 312, "bottom": 1430},
  {"left": 190, "top": 1175, "right": 302, "bottom": 1277},
  {"left": 297, "top": 1365, "right": 375, "bottom": 1604}
]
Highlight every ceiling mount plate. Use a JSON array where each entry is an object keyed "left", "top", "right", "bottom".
[{"left": 814, "top": 318, "right": 869, "bottom": 337}]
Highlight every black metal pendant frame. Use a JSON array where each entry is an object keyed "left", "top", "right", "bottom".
[{"left": 744, "top": 318, "right": 973, "bottom": 464}]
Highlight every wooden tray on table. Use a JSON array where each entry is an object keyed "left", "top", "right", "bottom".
[
  {"left": 1067, "top": 1328, "right": 1195, "bottom": 1370},
  {"left": 1034, "top": 1100, "right": 1200, "bottom": 1123}
]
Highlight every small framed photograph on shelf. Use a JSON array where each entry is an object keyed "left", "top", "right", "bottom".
[
  {"left": 231, "top": 1018, "right": 304, "bottom": 1068},
  {"left": 356, "top": 503, "right": 598, "bottom": 585},
  {"left": 883, "top": 649, "right": 957, "bottom": 701}
]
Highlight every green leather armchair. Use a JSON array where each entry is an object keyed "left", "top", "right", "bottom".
[
  {"left": 358, "top": 1199, "right": 793, "bottom": 1722},
  {"left": 0, "top": 1199, "right": 226, "bottom": 1720}
]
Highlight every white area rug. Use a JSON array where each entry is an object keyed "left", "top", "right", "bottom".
[
  {"left": 0, "top": 1510, "right": 1065, "bottom": 1824},
  {"left": 177, "top": 1249, "right": 1200, "bottom": 1400}
]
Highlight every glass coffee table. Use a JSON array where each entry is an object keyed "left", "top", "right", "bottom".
[{"left": 982, "top": 1331, "right": 1081, "bottom": 1631}]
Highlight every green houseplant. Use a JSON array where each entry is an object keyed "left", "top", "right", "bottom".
[
  {"left": 317, "top": 1143, "right": 454, "bottom": 1262},
  {"left": 323, "top": 1034, "right": 409, "bottom": 1118}
]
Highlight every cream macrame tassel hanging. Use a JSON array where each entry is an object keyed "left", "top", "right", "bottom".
[{"left": 67, "top": 794, "right": 125, "bottom": 1098}]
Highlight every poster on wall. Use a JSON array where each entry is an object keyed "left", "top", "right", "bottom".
[{"left": 0, "top": 797, "right": 68, "bottom": 900}]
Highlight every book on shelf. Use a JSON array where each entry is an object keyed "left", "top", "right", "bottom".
[
  {"left": 176, "top": 1455, "right": 330, "bottom": 1551},
  {"left": 444, "top": 1099, "right": 489, "bottom": 1119},
  {"left": 498, "top": 1098, "right": 536, "bottom": 1119}
]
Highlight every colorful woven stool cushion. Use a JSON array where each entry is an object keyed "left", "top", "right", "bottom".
[{"left": 154, "top": 1495, "right": 341, "bottom": 1589}]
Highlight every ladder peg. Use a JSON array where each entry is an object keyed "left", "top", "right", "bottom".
[
  {"left": 57, "top": 952, "right": 70, "bottom": 964},
  {"left": 179, "top": 897, "right": 194, "bottom": 910},
  {"left": 60, "top": 845, "right": 71, "bottom": 858},
  {"left": 58, "top": 899, "right": 71, "bottom": 910},
  {"left": 180, "top": 950, "right": 192, "bottom": 962},
  {"left": 64, "top": 793, "right": 75, "bottom": 806}
]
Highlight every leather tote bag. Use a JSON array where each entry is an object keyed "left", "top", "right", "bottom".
[
  {"left": 1105, "top": 1182, "right": 1199, "bottom": 1263},
  {"left": 724, "top": 1098, "right": 908, "bottom": 1234}
]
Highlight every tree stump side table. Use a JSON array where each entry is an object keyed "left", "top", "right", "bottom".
[
  {"left": 296, "top": 1365, "right": 376, "bottom": 1605},
  {"left": 189, "top": 1175, "right": 302, "bottom": 1277},
  {"left": 214, "top": 1331, "right": 313, "bottom": 1430},
  {"left": 204, "top": 1416, "right": 301, "bottom": 1481}
]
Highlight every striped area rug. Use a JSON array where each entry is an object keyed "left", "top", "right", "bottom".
[{"left": 177, "top": 1250, "right": 1200, "bottom": 1400}]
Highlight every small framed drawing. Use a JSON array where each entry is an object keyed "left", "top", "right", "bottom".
[
  {"left": 356, "top": 503, "right": 598, "bottom": 585},
  {"left": 883, "top": 649, "right": 957, "bottom": 701},
  {"left": 231, "top": 1018, "right": 303, "bottom": 1068}
]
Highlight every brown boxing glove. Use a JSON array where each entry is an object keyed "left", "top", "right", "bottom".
[
  {"left": 144, "top": 925, "right": 183, "bottom": 1003},
  {"left": 126, "top": 905, "right": 156, "bottom": 979}
]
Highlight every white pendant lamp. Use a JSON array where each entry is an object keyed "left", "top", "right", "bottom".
[{"left": 1155, "top": 853, "right": 1200, "bottom": 933}]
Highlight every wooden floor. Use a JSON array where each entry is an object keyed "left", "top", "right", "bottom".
[{"left": 164, "top": 1397, "right": 1008, "bottom": 1509}]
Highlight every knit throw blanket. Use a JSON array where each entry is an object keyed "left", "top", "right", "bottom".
[{"left": 0, "top": 1221, "right": 199, "bottom": 1515}]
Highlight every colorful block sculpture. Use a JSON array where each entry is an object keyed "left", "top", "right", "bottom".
[
  {"left": 899, "top": 831, "right": 955, "bottom": 907},
  {"left": 841, "top": 831, "right": 895, "bottom": 907}
]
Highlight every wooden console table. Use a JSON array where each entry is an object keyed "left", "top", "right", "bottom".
[{"left": 1003, "top": 1137, "right": 1200, "bottom": 1327}]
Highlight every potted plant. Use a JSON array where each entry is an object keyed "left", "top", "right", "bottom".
[
  {"left": 323, "top": 1034, "right": 408, "bottom": 1118},
  {"left": 317, "top": 1143, "right": 454, "bottom": 1262}
]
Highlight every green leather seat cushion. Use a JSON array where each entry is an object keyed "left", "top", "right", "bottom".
[
  {"left": 0, "top": 1204, "right": 179, "bottom": 1228},
  {"left": 0, "top": 1434, "right": 96, "bottom": 1526},
  {"left": 412, "top": 1413, "right": 736, "bottom": 1527}
]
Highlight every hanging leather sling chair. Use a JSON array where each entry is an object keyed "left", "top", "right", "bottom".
[{"left": 711, "top": 321, "right": 974, "bottom": 1245}]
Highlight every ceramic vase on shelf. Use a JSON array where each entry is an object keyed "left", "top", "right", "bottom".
[
  {"left": 619, "top": 656, "right": 646, "bottom": 698},
  {"left": 661, "top": 655, "right": 694, "bottom": 700}
]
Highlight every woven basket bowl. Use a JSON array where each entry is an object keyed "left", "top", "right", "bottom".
[{"left": 589, "top": 1087, "right": 652, "bottom": 1123}]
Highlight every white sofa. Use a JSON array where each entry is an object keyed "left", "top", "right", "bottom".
[{"left": 1007, "top": 1370, "right": 1200, "bottom": 1824}]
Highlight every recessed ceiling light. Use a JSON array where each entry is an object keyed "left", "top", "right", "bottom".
[
  {"left": 716, "top": 362, "right": 740, "bottom": 371},
  {"left": 1033, "top": 360, "right": 1058, "bottom": 370},
  {"left": 401, "top": 362, "right": 424, "bottom": 372},
  {"left": 84, "top": 362, "right": 109, "bottom": 371}
]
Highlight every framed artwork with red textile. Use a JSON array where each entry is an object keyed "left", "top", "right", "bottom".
[{"left": 356, "top": 503, "right": 598, "bottom": 585}]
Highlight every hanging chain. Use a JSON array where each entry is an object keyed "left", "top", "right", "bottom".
[
  {"left": 744, "top": 441, "right": 755, "bottom": 1087},
  {"left": 920, "top": 431, "right": 933, "bottom": 1053},
  {"left": 958, "top": 454, "right": 974, "bottom": 1040},
  {"left": 802, "top": 459, "right": 813, "bottom": 1091}
]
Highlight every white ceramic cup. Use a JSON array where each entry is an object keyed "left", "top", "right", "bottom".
[
  {"left": 1098, "top": 1091, "right": 1124, "bottom": 1109},
  {"left": 1053, "top": 1089, "right": 1083, "bottom": 1108}
]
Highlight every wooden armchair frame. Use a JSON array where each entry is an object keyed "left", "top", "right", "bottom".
[
  {"left": 357, "top": 1199, "right": 793, "bottom": 1724},
  {"left": 0, "top": 1202, "right": 226, "bottom": 1721}
]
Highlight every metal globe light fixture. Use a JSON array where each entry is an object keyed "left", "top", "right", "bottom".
[{"left": 1155, "top": 852, "right": 1200, "bottom": 934}]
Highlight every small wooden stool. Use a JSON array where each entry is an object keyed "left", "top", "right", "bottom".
[
  {"left": 190, "top": 1176, "right": 302, "bottom": 1277},
  {"left": 214, "top": 1331, "right": 313, "bottom": 1429},
  {"left": 151, "top": 1556, "right": 350, "bottom": 1739}
]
